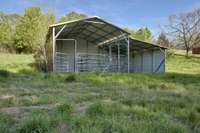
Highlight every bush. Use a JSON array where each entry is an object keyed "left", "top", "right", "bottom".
[
  {"left": 166, "top": 49, "right": 175, "bottom": 58},
  {"left": 57, "top": 102, "right": 74, "bottom": 114},
  {"left": 18, "top": 68, "right": 38, "bottom": 76},
  {"left": 121, "top": 99, "right": 133, "bottom": 106},
  {"left": 34, "top": 50, "right": 48, "bottom": 72},
  {"left": 65, "top": 74, "right": 78, "bottom": 82},
  {"left": 86, "top": 102, "right": 106, "bottom": 116},
  {"left": 188, "top": 110, "right": 200, "bottom": 125},
  {"left": 94, "top": 70, "right": 103, "bottom": 76},
  {"left": 0, "top": 113, "right": 15, "bottom": 133},
  {"left": 18, "top": 114, "right": 50, "bottom": 133},
  {"left": 0, "top": 70, "right": 10, "bottom": 78}
]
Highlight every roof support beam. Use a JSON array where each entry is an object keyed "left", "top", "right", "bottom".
[
  {"left": 83, "top": 24, "right": 107, "bottom": 41},
  {"left": 98, "top": 34, "right": 128, "bottom": 46},
  {"left": 73, "top": 23, "right": 90, "bottom": 38},
  {"left": 62, "top": 22, "right": 81, "bottom": 36},
  {"left": 82, "top": 28, "right": 109, "bottom": 42},
  {"left": 91, "top": 29, "right": 118, "bottom": 43},
  {"left": 55, "top": 25, "right": 66, "bottom": 38},
  {"left": 89, "top": 23, "right": 108, "bottom": 35}
]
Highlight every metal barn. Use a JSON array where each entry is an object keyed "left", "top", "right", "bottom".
[{"left": 45, "top": 17, "right": 166, "bottom": 73}]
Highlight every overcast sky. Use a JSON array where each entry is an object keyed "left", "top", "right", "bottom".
[{"left": 1, "top": 0, "right": 200, "bottom": 37}]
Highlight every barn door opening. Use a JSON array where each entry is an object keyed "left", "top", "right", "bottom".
[{"left": 55, "top": 39, "right": 77, "bottom": 72}]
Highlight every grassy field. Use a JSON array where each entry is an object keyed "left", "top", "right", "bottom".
[{"left": 0, "top": 52, "right": 200, "bottom": 133}]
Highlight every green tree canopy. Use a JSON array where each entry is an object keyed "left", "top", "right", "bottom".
[
  {"left": 124, "top": 28, "right": 136, "bottom": 38},
  {"left": 59, "top": 11, "right": 88, "bottom": 22},
  {"left": 15, "top": 7, "right": 55, "bottom": 53},
  {"left": 0, "top": 12, "right": 19, "bottom": 52},
  {"left": 124, "top": 27, "right": 153, "bottom": 42},
  {"left": 135, "top": 27, "right": 152, "bottom": 42},
  {"left": 157, "top": 32, "right": 170, "bottom": 47}
]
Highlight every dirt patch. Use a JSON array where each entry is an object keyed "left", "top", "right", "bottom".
[{"left": 0, "top": 104, "right": 56, "bottom": 119}]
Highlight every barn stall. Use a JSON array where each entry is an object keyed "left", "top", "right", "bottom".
[{"left": 45, "top": 17, "right": 166, "bottom": 73}]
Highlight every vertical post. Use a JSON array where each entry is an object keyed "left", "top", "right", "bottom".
[
  {"left": 109, "top": 45, "right": 112, "bottom": 71},
  {"left": 164, "top": 49, "right": 166, "bottom": 72},
  {"left": 127, "top": 37, "right": 130, "bottom": 73},
  {"left": 141, "top": 51, "right": 143, "bottom": 72},
  {"left": 52, "top": 27, "right": 56, "bottom": 71},
  {"left": 151, "top": 50, "right": 154, "bottom": 72},
  {"left": 74, "top": 40, "right": 77, "bottom": 73},
  {"left": 117, "top": 43, "right": 120, "bottom": 72}
]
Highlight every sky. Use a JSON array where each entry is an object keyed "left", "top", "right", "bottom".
[{"left": 1, "top": 0, "right": 200, "bottom": 37}]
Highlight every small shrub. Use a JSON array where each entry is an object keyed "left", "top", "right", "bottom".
[
  {"left": 0, "top": 113, "right": 15, "bottom": 133},
  {"left": 148, "top": 84, "right": 158, "bottom": 89},
  {"left": 18, "top": 68, "right": 38, "bottom": 76},
  {"left": 57, "top": 102, "right": 74, "bottom": 114},
  {"left": 121, "top": 99, "right": 133, "bottom": 106},
  {"left": 195, "top": 106, "right": 200, "bottom": 113},
  {"left": 94, "top": 70, "right": 103, "bottom": 76},
  {"left": 34, "top": 50, "right": 48, "bottom": 72},
  {"left": 65, "top": 74, "right": 78, "bottom": 82},
  {"left": 18, "top": 115, "right": 50, "bottom": 133},
  {"left": 43, "top": 73, "right": 51, "bottom": 79},
  {"left": 0, "top": 95, "right": 16, "bottom": 107},
  {"left": 86, "top": 102, "right": 106, "bottom": 116},
  {"left": 178, "top": 102, "right": 186, "bottom": 109},
  {"left": 188, "top": 111, "right": 200, "bottom": 125},
  {"left": 0, "top": 70, "right": 10, "bottom": 78},
  {"left": 53, "top": 102, "right": 74, "bottom": 123},
  {"left": 166, "top": 49, "right": 175, "bottom": 58}
]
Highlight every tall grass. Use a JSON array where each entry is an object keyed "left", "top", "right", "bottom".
[{"left": 0, "top": 53, "right": 199, "bottom": 132}]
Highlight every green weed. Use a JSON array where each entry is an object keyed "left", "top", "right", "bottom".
[{"left": 18, "top": 114, "right": 50, "bottom": 133}]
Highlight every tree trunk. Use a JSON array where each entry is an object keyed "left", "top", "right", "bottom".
[{"left": 186, "top": 48, "right": 189, "bottom": 57}]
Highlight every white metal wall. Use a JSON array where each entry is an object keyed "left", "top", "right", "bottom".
[
  {"left": 56, "top": 40, "right": 75, "bottom": 72},
  {"left": 56, "top": 38, "right": 99, "bottom": 72},
  {"left": 152, "top": 50, "right": 165, "bottom": 72},
  {"left": 56, "top": 38, "right": 165, "bottom": 73},
  {"left": 132, "top": 49, "right": 165, "bottom": 73}
]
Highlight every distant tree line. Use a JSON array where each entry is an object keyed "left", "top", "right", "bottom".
[
  {"left": 0, "top": 9, "right": 87, "bottom": 54},
  {"left": 1, "top": 6, "right": 199, "bottom": 57},
  {"left": 124, "top": 27, "right": 153, "bottom": 43},
  {"left": 0, "top": 7, "right": 156, "bottom": 54},
  {"left": 166, "top": 8, "right": 200, "bottom": 56}
]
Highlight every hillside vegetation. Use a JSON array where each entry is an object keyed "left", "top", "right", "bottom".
[{"left": 0, "top": 52, "right": 200, "bottom": 133}]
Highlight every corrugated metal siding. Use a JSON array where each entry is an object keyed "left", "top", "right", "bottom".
[
  {"left": 133, "top": 49, "right": 165, "bottom": 73},
  {"left": 142, "top": 51, "right": 152, "bottom": 72},
  {"left": 55, "top": 38, "right": 165, "bottom": 73},
  {"left": 56, "top": 38, "right": 100, "bottom": 72},
  {"left": 133, "top": 53, "right": 142, "bottom": 72},
  {"left": 153, "top": 50, "right": 165, "bottom": 72},
  {"left": 56, "top": 40, "right": 75, "bottom": 72},
  {"left": 129, "top": 54, "right": 134, "bottom": 72}
]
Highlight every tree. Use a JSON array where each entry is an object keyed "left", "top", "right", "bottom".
[
  {"left": 167, "top": 8, "right": 200, "bottom": 56},
  {"left": 0, "top": 13, "right": 17, "bottom": 52},
  {"left": 59, "top": 11, "right": 87, "bottom": 22},
  {"left": 15, "top": 7, "right": 55, "bottom": 53},
  {"left": 157, "top": 32, "right": 170, "bottom": 47},
  {"left": 34, "top": 12, "right": 55, "bottom": 71},
  {"left": 124, "top": 27, "right": 152, "bottom": 42},
  {"left": 135, "top": 27, "right": 152, "bottom": 42},
  {"left": 124, "top": 28, "right": 136, "bottom": 38},
  {"left": 15, "top": 7, "right": 43, "bottom": 53}
]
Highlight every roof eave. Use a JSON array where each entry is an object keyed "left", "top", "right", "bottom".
[
  {"left": 49, "top": 16, "right": 130, "bottom": 35},
  {"left": 130, "top": 38, "right": 168, "bottom": 49}
]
